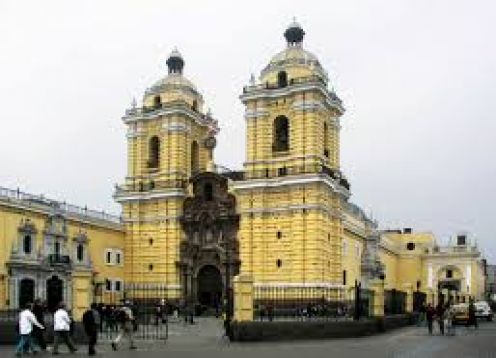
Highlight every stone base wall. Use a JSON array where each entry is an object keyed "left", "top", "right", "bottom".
[{"left": 230, "top": 314, "right": 415, "bottom": 342}]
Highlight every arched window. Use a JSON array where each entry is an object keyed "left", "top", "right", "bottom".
[
  {"left": 76, "top": 244, "right": 84, "bottom": 262},
  {"left": 324, "top": 122, "right": 329, "bottom": 158},
  {"left": 191, "top": 141, "right": 199, "bottom": 174},
  {"left": 23, "top": 235, "right": 32, "bottom": 255},
  {"left": 273, "top": 116, "right": 289, "bottom": 152},
  {"left": 148, "top": 136, "right": 160, "bottom": 168},
  {"left": 277, "top": 71, "right": 288, "bottom": 88},
  {"left": 153, "top": 95, "right": 161, "bottom": 109},
  {"left": 204, "top": 183, "right": 213, "bottom": 201}
]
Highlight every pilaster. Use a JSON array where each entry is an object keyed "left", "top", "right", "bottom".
[
  {"left": 370, "top": 278, "right": 384, "bottom": 317},
  {"left": 233, "top": 274, "right": 254, "bottom": 322}
]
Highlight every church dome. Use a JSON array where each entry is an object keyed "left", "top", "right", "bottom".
[
  {"left": 143, "top": 48, "right": 203, "bottom": 110},
  {"left": 148, "top": 48, "right": 199, "bottom": 93},
  {"left": 260, "top": 19, "right": 328, "bottom": 84}
]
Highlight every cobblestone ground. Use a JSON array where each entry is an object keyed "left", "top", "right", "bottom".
[{"left": 2, "top": 318, "right": 496, "bottom": 358}]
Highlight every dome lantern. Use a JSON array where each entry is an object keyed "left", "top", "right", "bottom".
[
  {"left": 284, "top": 17, "right": 305, "bottom": 46},
  {"left": 166, "top": 48, "right": 184, "bottom": 74}
]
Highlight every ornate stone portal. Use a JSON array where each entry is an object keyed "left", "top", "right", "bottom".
[{"left": 179, "top": 172, "right": 240, "bottom": 307}]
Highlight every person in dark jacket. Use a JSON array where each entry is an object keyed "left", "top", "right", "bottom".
[
  {"left": 467, "top": 298, "right": 478, "bottom": 329},
  {"left": 436, "top": 302, "right": 445, "bottom": 335},
  {"left": 82, "top": 303, "right": 100, "bottom": 356},
  {"left": 31, "top": 299, "right": 46, "bottom": 351},
  {"left": 425, "top": 303, "right": 435, "bottom": 335}
]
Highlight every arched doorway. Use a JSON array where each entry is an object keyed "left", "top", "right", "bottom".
[
  {"left": 197, "top": 265, "right": 222, "bottom": 307},
  {"left": 46, "top": 275, "right": 63, "bottom": 312},
  {"left": 19, "top": 278, "right": 35, "bottom": 308}
]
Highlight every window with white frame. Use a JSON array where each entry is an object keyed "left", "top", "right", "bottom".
[
  {"left": 114, "top": 280, "right": 123, "bottom": 292},
  {"left": 105, "top": 249, "right": 112, "bottom": 265},
  {"left": 76, "top": 243, "right": 85, "bottom": 262},
  {"left": 23, "top": 234, "right": 32, "bottom": 255},
  {"left": 105, "top": 279, "right": 112, "bottom": 292},
  {"left": 115, "top": 250, "right": 123, "bottom": 265},
  {"left": 104, "top": 249, "right": 124, "bottom": 266}
]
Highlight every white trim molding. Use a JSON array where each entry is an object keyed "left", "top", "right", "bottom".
[{"left": 231, "top": 173, "right": 350, "bottom": 198}]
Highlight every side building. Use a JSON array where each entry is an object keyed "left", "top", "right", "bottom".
[
  {"left": 379, "top": 229, "right": 486, "bottom": 305},
  {"left": 0, "top": 187, "right": 125, "bottom": 319}
]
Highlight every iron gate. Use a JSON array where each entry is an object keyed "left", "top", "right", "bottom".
[{"left": 95, "top": 283, "right": 169, "bottom": 341}]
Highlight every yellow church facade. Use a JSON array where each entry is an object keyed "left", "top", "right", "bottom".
[{"left": 0, "top": 21, "right": 487, "bottom": 318}]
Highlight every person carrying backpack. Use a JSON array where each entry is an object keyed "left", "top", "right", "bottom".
[{"left": 111, "top": 301, "right": 137, "bottom": 351}]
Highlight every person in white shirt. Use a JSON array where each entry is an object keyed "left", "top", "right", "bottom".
[
  {"left": 15, "top": 302, "right": 44, "bottom": 356},
  {"left": 52, "top": 302, "right": 77, "bottom": 355}
]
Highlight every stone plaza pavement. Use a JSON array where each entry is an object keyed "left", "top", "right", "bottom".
[{"left": 2, "top": 318, "right": 496, "bottom": 358}]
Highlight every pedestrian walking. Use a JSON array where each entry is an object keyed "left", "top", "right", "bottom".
[
  {"left": 425, "top": 303, "right": 435, "bottom": 335},
  {"left": 445, "top": 304, "right": 456, "bottom": 336},
  {"left": 31, "top": 299, "right": 47, "bottom": 351},
  {"left": 466, "top": 299, "right": 478, "bottom": 329},
  {"left": 52, "top": 302, "right": 77, "bottom": 355},
  {"left": 83, "top": 303, "right": 100, "bottom": 356},
  {"left": 417, "top": 302, "right": 426, "bottom": 327},
  {"left": 111, "top": 302, "right": 137, "bottom": 351},
  {"left": 15, "top": 302, "right": 45, "bottom": 356},
  {"left": 436, "top": 302, "right": 445, "bottom": 335},
  {"left": 97, "top": 303, "right": 104, "bottom": 333}
]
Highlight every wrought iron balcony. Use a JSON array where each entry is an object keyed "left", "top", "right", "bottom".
[{"left": 47, "top": 254, "right": 71, "bottom": 265}]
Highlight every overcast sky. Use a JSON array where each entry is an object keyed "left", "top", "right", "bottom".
[{"left": 0, "top": 0, "right": 495, "bottom": 261}]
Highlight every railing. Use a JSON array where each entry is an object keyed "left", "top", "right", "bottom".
[
  {"left": 47, "top": 254, "right": 71, "bottom": 265},
  {"left": 384, "top": 289, "right": 406, "bottom": 315},
  {"left": 221, "top": 164, "right": 350, "bottom": 189},
  {"left": 124, "top": 100, "right": 216, "bottom": 125},
  {"left": 0, "top": 310, "right": 54, "bottom": 324},
  {"left": 95, "top": 283, "right": 170, "bottom": 341},
  {"left": 114, "top": 178, "right": 189, "bottom": 195},
  {"left": 0, "top": 186, "right": 122, "bottom": 224},
  {"left": 430, "top": 245, "right": 479, "bottom": 254},
  {"left": 253, "top": 286, "right": 371, "bottom": 321},
  {"left": 241, "top": 75, "right": 343, "bottom": 106}
]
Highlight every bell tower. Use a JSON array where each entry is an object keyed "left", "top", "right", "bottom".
[
  {"left": 234, "top": 20, "right": 350, "bottom": 290},
  {"left": 115, "top": 49, "right": 218, "bottom": 290},
  {"left": 241, "top": 19, "right": 344, "bottom": 179}
]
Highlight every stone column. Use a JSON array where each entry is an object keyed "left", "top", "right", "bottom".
[
  {"left": 369, "top": 279, "right": 384, "bottom": 317},
  {"left": 233, "top": 274, "right": 254, "bottom": 322},
  {"left": 403, "top": 283, "right": 413, "bottom": 313}
]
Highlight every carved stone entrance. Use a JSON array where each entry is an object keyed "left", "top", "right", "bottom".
[{"left": 179, "top": 172, "right": 240, "bottom": 310}]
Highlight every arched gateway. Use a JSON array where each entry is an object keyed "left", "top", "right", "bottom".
[{"left": 179, "top": 172, "right": 240, "bottom": 310}]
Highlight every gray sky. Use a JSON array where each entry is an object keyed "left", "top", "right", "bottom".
[{"left": 1, "top": 0, "right": 495, "bottom": 261}]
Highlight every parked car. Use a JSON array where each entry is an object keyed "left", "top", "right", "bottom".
[
  {"left": 452, "top": 303, "right": 469, "bottom": 324},
  {"left": 474, "top": 301, "right": 493, "bottom": 321}
]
